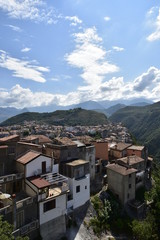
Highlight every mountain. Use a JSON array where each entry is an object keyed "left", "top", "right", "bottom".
[
  {"left": 99, "top": 98, "right": 153, "bottom": 109},
  {"left": 0, "top": 108, "right": 108, "bottom": 126},
  {"left": 28, "top": 100, "right": 105, "bottom": 113},
  {"left": 0, "top": 107, "right": 28, "bottom": 123},
  {"left": 110, "top": 101, "right": 160, "bottom": 159}
]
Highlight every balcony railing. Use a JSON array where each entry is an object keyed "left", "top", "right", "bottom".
[
  {"left": 12, "top": 219, "right": 39, "bottom": 237},
  {"left": 0, "top": 173, "right": 24, "bottom": 183}
]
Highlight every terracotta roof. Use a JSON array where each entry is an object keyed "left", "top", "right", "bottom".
[
  {"left": 110, "top": 142, "right": 132, "bottom": 151},
  {"left": 24, "top": 135, "right": 52, "bottom": 144},
  {"left": 127, "top": 145, "right": 144, "bottom": 151},
  {"left": 30, "top": 177, "right": 50, "bottom": 189},
  {"left": 54, "top": 137, "right": 76, "bottom": 146},
  {"left": 118, "top": 155, "right": 144, "bottom": 166},
  {"left": 0, "top": 134, "right": 19, "bottom": 142},
  {"left": 16, "top": 150, "right": 41, "bottom": 165},
  {"left": 66, "top": 159, "right": 88, "bottom": 167},
  {"left": 107, "top": 163, "right": 137, "bottom": 175}
]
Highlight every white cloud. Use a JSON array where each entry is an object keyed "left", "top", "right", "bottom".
[
  {"left": 0, "top": 0, "right": 56, "bottom": 24},
  {"left": 6, "top": 24, "right": 22, "bottom": 32},
  {"left": 104, "top": 16, "right": 110, "bottom": 22},
  {"left": 1, "top": 66, "right": 160, "bottom": 108},
  {"left": 21, "top": 47, "right": 31, "bottom": 52},
  {"left": 65, "top": 27, "right": 119, "bottom": 86},
  {"left": 65, "top": 16, "right": 82, "bottom": 26},
  {"left": 112, "top": 46, "right": 124, "bottom": 52},
  {"left": 133, "top": 66, "right": 160, "bottom": 91},
  {"left": 0, "top": 50, "right": 49, "bottom": 83},
  {"left": 147, "top": 7, "right": 160, "bottom": 41}
]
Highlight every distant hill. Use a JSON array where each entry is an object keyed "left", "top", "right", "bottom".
[
  {"left": 110, "top": 102, "right": 160, "bottom": 159},
  {"left": 29, "top": 100, "right": 105, "bottom": 113},
  {"left": 0, "top": 107, "right": 28, "bottom": 123},
  {"left": 0, "top": 108, "right": 108, "bottom": 126}
]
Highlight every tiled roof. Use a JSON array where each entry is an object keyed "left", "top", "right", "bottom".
[
  {"left": 118, "top": 155, "right": 144, "bottom": 165},
  {"left": 0, "top": 134, "right": 19, "bottom": 142},
  {"left": 54, "top": 137, "right": 76, "bottom": 146},
  {"left": 30, "top": 177, "right": 50, "bottom": 189},
  {"left": 110, "top": 142, "right": 132, "bottom": 151},
  {"left": 107, "top": 163, "right": 137, "bottom": 175},
  {"left": 127, "top": 145, "right": 144, "bottom": 151},
  {"left": 16, "top": 150, "right": 41, "bottom": 164}
]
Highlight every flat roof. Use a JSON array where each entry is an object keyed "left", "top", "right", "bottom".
[
  {"left": 127, "top": 145, "right": 144, "bottom": 151},
  {"left": 66, "top": 159, "right": 88, "bottom": 167},
  {"left": 16, "top": 150, "right": 41, "bottom": 165},
  {"left": 0, "top": 145, "right": 8, "bottom": 149},
  {"left": 107, "top": 163, "right": 137, "bottom": 176},
  {"left": 17, "top": 141, "right": 41, "bottom": 147},
  {"left": 73, "top": 140, "right": 86, "bottom": 147}
]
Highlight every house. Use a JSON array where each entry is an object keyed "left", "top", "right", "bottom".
[
  {"left": 63, "top": 159, "right": 90, "bottom": 210},
  {"left": 126, "top": 145, "right": 146, "bottom": 159},
  {"left": 106, "top": 153, "right": 152, "bottom": 205},
  {"left": 109, "top": 142, "right": 132, "bottom": 159},
  {"left": 73, "top": 140, "right": 96, "bottom": 181},
  {"left": 107, "top": 163, "right": 137, "bottom": 204}
]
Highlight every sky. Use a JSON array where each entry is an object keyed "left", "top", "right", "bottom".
[{"left": 0, "top": 0, "right": 160, "bottom": 108}]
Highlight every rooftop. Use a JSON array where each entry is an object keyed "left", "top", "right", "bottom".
[
  {"left": 30, "top": 177, "right": 50, "bottom": 189},
  {"left": 110, "top": 142, "right": 132, "bottom": 151},
  {"left": 16, "top": 150, "right": 41, "bottom": 165},
  {"left": 54, "top": 137, "right": 77, "bottom": 146},
  {"left": 118, "top": 155, "right": 144, "bottom": 166},
  {"left": 66, "top": 159, "right": 88, "bottom": 167},
  {"left": 127, "top": 145, "right": 144, "bottom": 151},
  {"left": 107, "top": 163, "right": 137, "bottom": 175},
  {"left": 0, "top": 134, "right": 19, "bottom": 142},
  {"left": 73, "top": 140, "right": 86, "bottom": 147}
]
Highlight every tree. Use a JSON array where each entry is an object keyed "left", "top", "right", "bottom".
[{"left": 0, "top": 216, "right": 29, "bottom": 240}]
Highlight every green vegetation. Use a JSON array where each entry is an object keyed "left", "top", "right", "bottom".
[
  {"left": 89, "top": 192, "right": 132, "bottom": 237},
  {"left": 0, "top": 108, "right": 108, "bottom": 127},
  {"left": 0, "top": 216, "right": 29, "bottom": 240},
  {"left": 110, "top": 101, "right": 160, "bottom": 159},
  {"left": 89, "top": 196, "right": 111, "bottom": 235}
]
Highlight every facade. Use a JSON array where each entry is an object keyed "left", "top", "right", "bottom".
[
  {"left": 107, "top": 153, "right": 152, "bottom": 205},
  {"left": 64, "top": 159, "right": 90, "bottom": 209}
]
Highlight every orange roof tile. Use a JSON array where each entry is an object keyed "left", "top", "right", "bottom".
[
  {"left": 16, "top": 150, "right": 41, "bottom": 165},
  {"left": 30, "top": 177, "right": 50, "bottom": 189}
]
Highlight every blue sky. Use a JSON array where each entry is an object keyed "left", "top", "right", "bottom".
[{"left": 0, "top": 0, "right": 160, "bottom": 108}]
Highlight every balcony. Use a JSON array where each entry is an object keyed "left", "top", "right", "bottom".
[{"left": 0, "top": 173, "right": 24, "bottom": 183}]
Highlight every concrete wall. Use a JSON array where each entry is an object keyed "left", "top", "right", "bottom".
[
  {"left": 26, "top": 155, "right": 51, "bottom": 178},
  {"left": 68, "top": 174, "right": 90, "bottom": 209},
  {"left": 39, "top": 194, "right": 67, "bottom": 225},
  {"left": 40, "top": 215, "right": 66, "bottom": 240},
  {"left": 107, "top": 168, "right": 136, "bottom": 204}
]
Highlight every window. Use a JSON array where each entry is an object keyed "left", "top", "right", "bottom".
[
  {"left": 85, "top": 186, "right": 87, "bottom": 190},
  {"left": 76, "top": 185, "right": 80, "bottom": 193},
  {"left": 43, "top": 199, "right": 56, "bottom": 212},
  {"left": 129, "top": 174, "right": 131, "bottom": 178},
  {"left": 129, "top": 184, "right": 132, "bottom": 189},
  {"left": 127, "top": 193, "right": 130, "bottom": 199}
]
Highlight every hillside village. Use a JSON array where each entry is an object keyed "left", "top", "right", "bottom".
[{"left": 0, "top": 122, "right": 153, "bottom": 239}]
